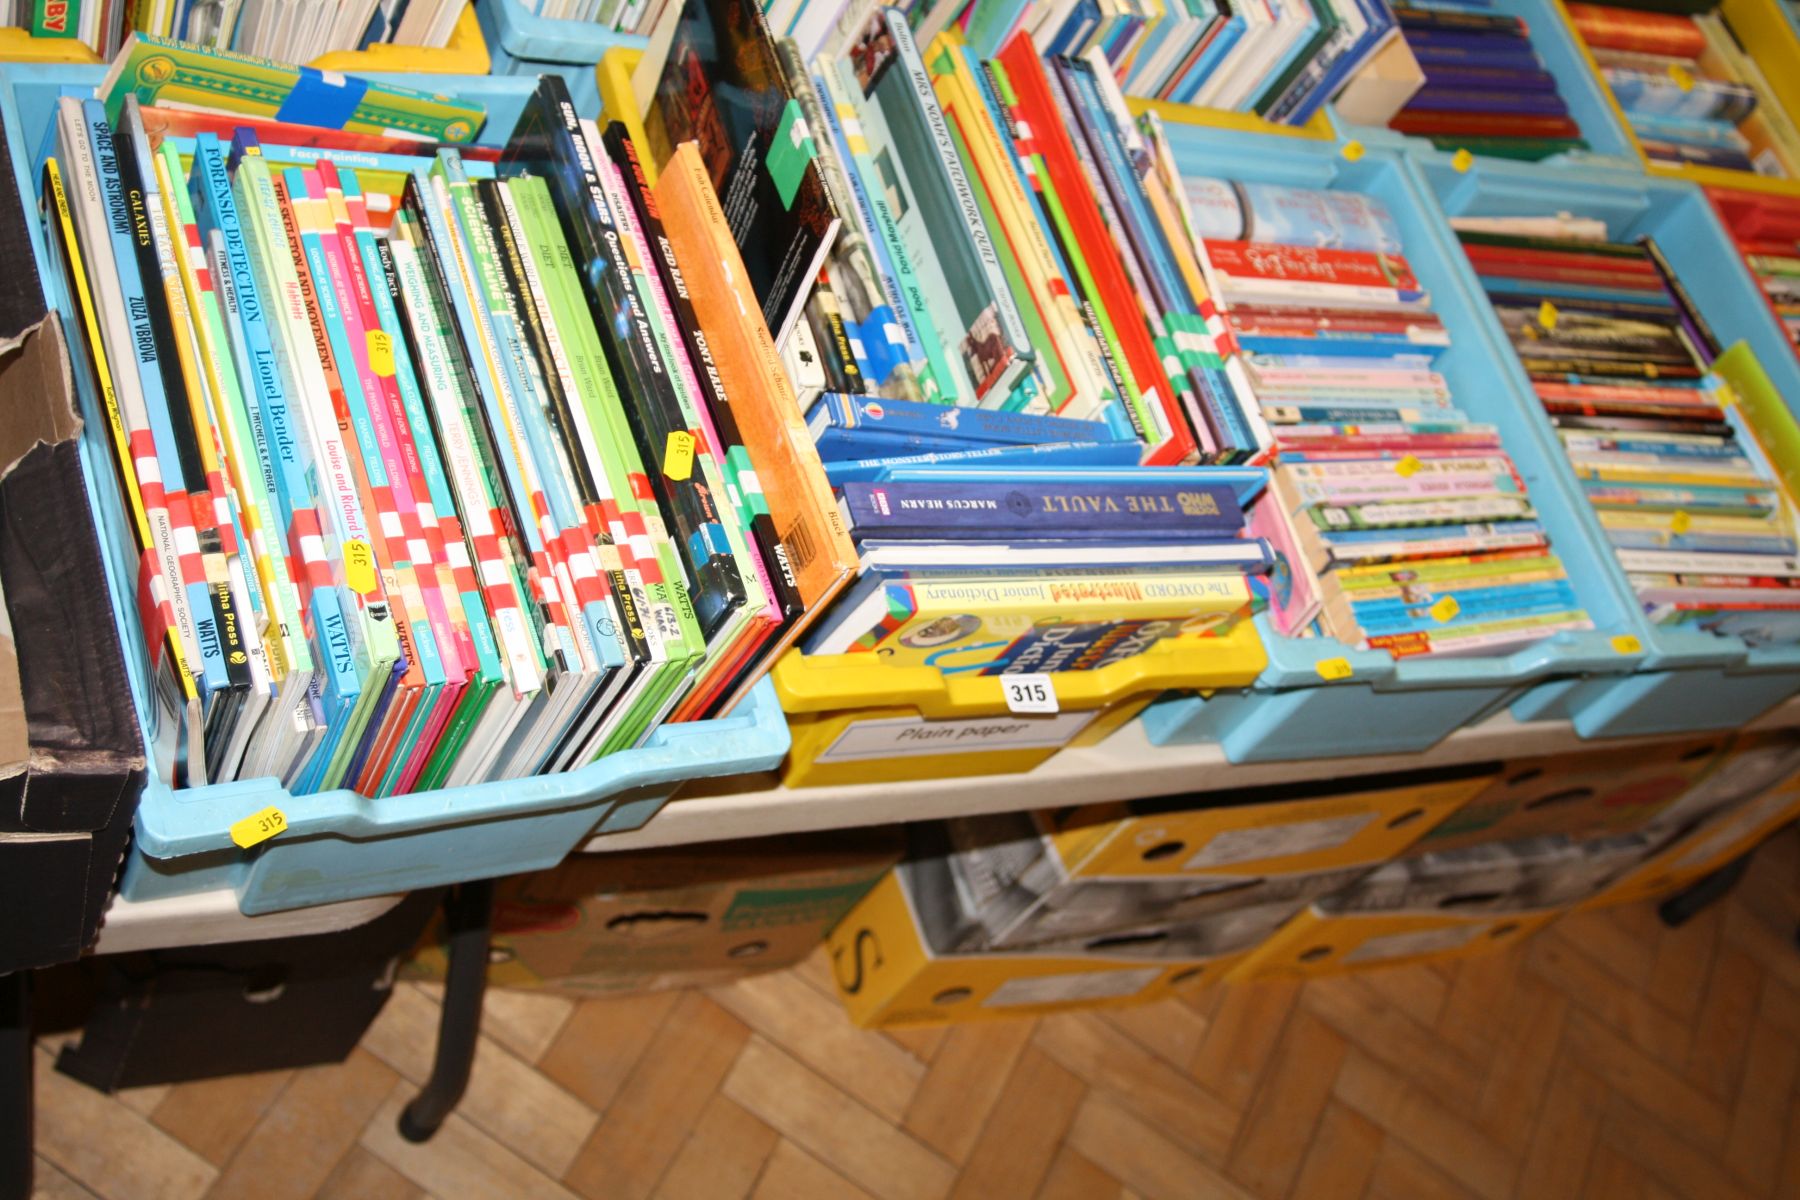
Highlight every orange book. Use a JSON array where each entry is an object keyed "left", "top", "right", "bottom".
[{"left": 654, "top": 142, "right": 858, "bottom": 666}]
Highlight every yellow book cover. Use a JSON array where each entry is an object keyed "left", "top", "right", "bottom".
[{"left": 824, "top": 573, "right": 1253, "bottom": 672}]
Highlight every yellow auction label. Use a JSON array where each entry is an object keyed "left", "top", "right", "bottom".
[
  {"left": 1538, "top": 300, "right": 1558, "bottom": 331},
  {"left": 1671, "top": 510, "right": 1692, "bottom": 534},
  {"left": 1452, "top": 148, "right": 1473, "bottom": 173},
  {"left": 367, "top": 329, "right": 395, "bottom": 377},
  {"left": 344, "top": 539, "right": 378, "bottom": 594},
  {"left": 1315, "top": 657, "right": 1354, "bottom": 681},
  {"left": 1669, "top": 63, "right": 1694, "bottom": 92},
  {"left": 1342, "top": 140, "right": 1365, "bottom": 162},
  {"left": 664, "top": 431, "right": 696, "bottom": 481},
  {"left": 230, "top": 806, "right": 287, "bottom": 849},
  {"left": 1611, "top": 635, "right": 1643, "bottom": 655},
  {"left": 1395, "top": 454, "right": 1423, "bottom": 478},
  {"left": 1431, "top": 596, "right": 1461, "bottom": 623}
]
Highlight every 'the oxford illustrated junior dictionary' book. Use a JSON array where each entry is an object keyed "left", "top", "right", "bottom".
[{"left": 639, "top": 0, "right": 841, "bottom": 349}]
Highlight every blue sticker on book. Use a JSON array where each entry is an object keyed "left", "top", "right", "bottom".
[
  {"left": 276, "top": 68, "right": 369, "bottom": 130},
  {"left": 847, "top": 309, "right": 905, "bottom": 385}
]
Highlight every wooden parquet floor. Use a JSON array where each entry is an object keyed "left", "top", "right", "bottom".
[{"left": 30, "top": 826, "right": 1800, "bottom": 1200}]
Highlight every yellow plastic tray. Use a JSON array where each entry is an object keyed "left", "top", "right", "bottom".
[
  {"left": 774, "top": 620, "right": 1266, "bottom": 717},
  {"left": 0, "top": 27, "right": 98, "bottom": 63},
  {"left": 598, "top": 46, "right": 655, "bottom": 184},
  {"left": 1721, "top": 0, "right": 1800, "bottom": 156},
  {"left": 773, "top": 624, "right": 1266, "bottom": 786},
  {"left": 0, "top": 3, "right": 487, "bottom": 72}
]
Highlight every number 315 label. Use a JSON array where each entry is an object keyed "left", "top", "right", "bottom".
[{"left": 1001, "top": 673, "right": 1059, "bottom": 715}]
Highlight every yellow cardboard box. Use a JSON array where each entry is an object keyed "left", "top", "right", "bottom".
[
  {"left": 405, "top": 831, "right": 899, "bottom": 996},
  {"left": 826, "top": 867, "right": 1219, "bottom": 1028},
  {"left": 1227, "top": 905, "right": 1560, "bottom": 979},
  {"left": 1228, "top": 831, "right": 1658, "bottom": 980},
  {"left": 1584, "top": 731, "right": 1800, "bottom": 908},
  {"left": 1407, "top": 737, "right": 1732, "bottom": 855},
  {"left": 1047, "top": 763, "right": 1498, "bottom": 880}
]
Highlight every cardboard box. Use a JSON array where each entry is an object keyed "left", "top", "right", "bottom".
[
  {"left": 825, "top": 864, "right": 1216, "bottom": 1029},
  {"left": 829, "top": 824, "right": 1374, "bottom": 1027},
  {"left": 919, "top": 765, "right": 1492, "bottom": 954},
  {"left": 1410, "top": 737, "right": 1733, "bottom": 854},
  {"left": 925, "top": 815, "right": 1374, "bottom": 953},
  {"left": 1047, "top": 764, "right": 1497, "bottom": 880},
  {"left": 1227, "top": 905, "right": 1561, "bottom": 980},
  {"left": 0, "top": 315, "right": 145, "bottom": 973},
  {"left": 1229, "top": 831, "right": 1661, "bottom": 980},
  {"left": 56, "top": 890, "right": 440, "bottom": 1090},
  {"left": 404, "top": 831, "right": 901, "bottom": 996},
  {"left": 1585, "top": 731, "right": 1800, "bottom": 908}
]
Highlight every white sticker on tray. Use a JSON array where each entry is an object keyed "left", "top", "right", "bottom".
[
  {"left": 981, "top": 967, "right": 1163, "bottom": 1008},
  {"left": 1001, "top": 673, "right": 1058, "bottom": 715},
  {"left": 813, "top": 711, "right": 1098, "bottom": 763},
  {"left": 1183, "top": 813, "right": 1379, "bottom": 870}
]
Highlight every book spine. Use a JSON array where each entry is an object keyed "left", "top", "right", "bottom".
[
  {"left": 887, "top": 11, "right": 1033, "bottom": 374},
  {"left": 388, "top": 205, "right": 543, "bottom": 695},
  {"left": 93, "top": 101, "right": 234, "bottom": 702}
]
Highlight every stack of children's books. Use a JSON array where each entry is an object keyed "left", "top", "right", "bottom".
[
  {"left": 628, "top": 0, "right": 1288, "bottom": 683},
  {"left": 1709, "top": 187, "right": 1800, "bottom": 352},
  {"left": 1171, "top": 177, "right": 1592, "bottom": 658},
  {"left": 46, "top": 29, "right": 859, "bottom": 794},
  {"left": 1383, "top": 1, "right": 1591, "bottom": 159},
  {"left": 753, "top": 0, "right": 1411, "bottom": 129},
  {"left": 0, "top": 0, "right": 467, "bottom": 59},
  {"left": 1568, "top": 1, "right": 1800, "bottom": 176},
  {"left": 1455, "top": 218, "right": 1800, "bottom": 645},
  {"left": 636, "top": 0, "right": 1605, "bottom": 665}
]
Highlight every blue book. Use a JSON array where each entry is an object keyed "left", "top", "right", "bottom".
[
  {"left": 826, "top": 440, "right": 1141, "bottom": 485},
  {"left": 1606, "top": 529, "right": 1799, "bottom": 556},
  {"left": 1175, "top": 9, "right": 1249, "bottom": 104},
  {"left": 841, "top": 480, "right": 1246, "bottom": 540},
  {"left": 878, "top": 464, "right": 1269, "bottom": 506},
  {"left": 809, "top": 391, "right": 1116, "bottom": 446},
  {"left": 1322, "top": 519, "right": 1547, "bottom": 544}
]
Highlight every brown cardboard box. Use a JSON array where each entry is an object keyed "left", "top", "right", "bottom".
[{"left": 404, "top": 831, "right": 901, "bottom": 996}]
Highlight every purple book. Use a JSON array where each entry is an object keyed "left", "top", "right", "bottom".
[
  {"left": 1421, "top": 65, "right": 1559, "bottom": 92},
  {"left": 1408, "top": 86, "right": 1571, "bottom": 116}
]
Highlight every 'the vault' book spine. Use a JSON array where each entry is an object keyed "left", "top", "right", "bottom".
[{"left": 841, "top": 480, "right": 1244, "bottom": 537}]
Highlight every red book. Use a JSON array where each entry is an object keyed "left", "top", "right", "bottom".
[
  {"left": 1389, "top": 111, "right": 1583, "bottom": 138},
  {"left": 996, "top": 32, "right": 1197, "bottom": 465},
  {"left": 1464, "top": 260, "right": 1667, "bottom": 292},
  {"left": 1226, "top": 305, "right": 1447, "bottom": 333},
  {"left": 1203, "top": 241, "right": 1423, "bottom": 292},
  {"left": 1565, "top": 3, "right": 1706, "bottom": 57},
  {"left": 1535, "top": 381, "right": 1716, "bottom": 406},
  {"left": 1459, "top": 241, "right": 1660, "bottom": 278}
]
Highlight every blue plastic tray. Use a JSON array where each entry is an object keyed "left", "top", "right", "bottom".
[
  {"left": 1137, "top": 125, "right": 1644, "bottom": 762},
  {"left": 0, "top": 64, "right": 790, "bottom": 915},
  {"left": 1328, "top": 0, "right": 1640, "bottom": 170},
  {"left": 475, "top": 0, "right": 647, "bottom": 116},
  {"left": 1407, "top": 148, "right": 1800, "bottom": 736}
]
